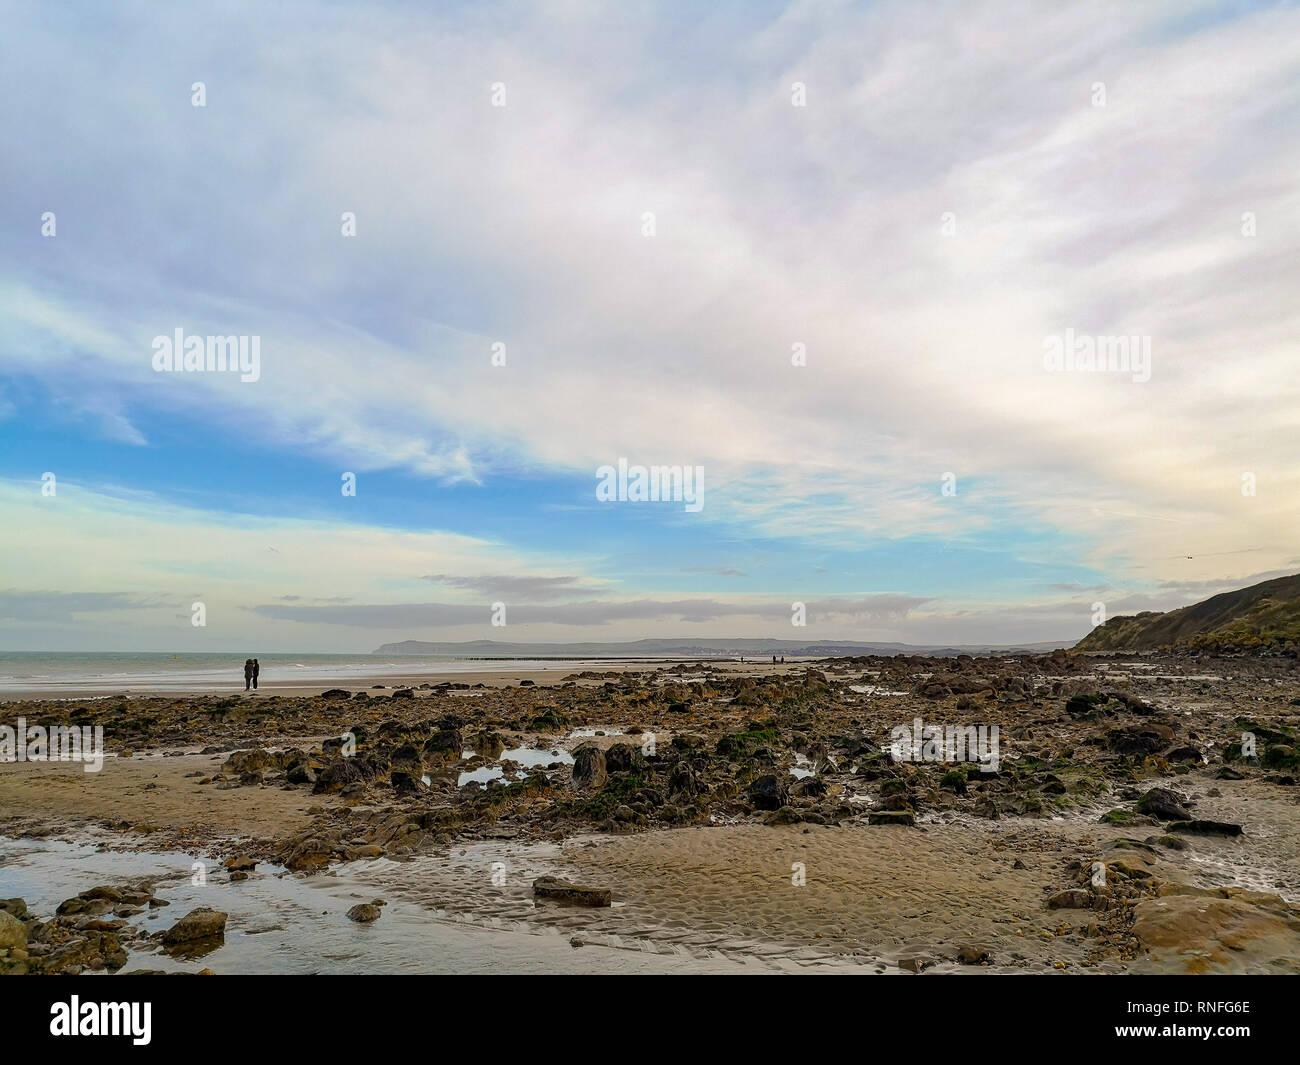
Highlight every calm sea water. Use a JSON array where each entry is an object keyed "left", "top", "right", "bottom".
[{"left": 0, "top": 652, "right": 623, "bottom": 694}]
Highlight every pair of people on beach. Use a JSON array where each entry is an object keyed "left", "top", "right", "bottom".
[{"left": 243, "top": 658, "right": 260, "bottom": 691}]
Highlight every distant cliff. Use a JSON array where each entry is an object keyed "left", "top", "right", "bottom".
[{"left": 1074, "top": 573, "right": 1300, "bottom": 654}]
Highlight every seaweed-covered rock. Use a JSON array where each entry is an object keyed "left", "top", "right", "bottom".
[
  {"left": 572, "top": 744, "right": 607, "bottom": 788},
  {"left": 1136, "top": 787, "right": 1192, "bottom": 821},
  {"left": 749, "top": 774, "right": 788, "bottom": 811}
]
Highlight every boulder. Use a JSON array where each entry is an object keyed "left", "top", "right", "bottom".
[
  {"left": 160, "top": 907, "right": 227, "bottom": 947},
  {"left": 532, "top": 877, "right": 611, "bottom": 907},
  {"left": 572, "top": 744, "right": 607, "bottom": 788},
  {"left": 1047, "top": 889, "right": 1094, "bottom": 910},
  {"left": 749, "top": 774, "right": 788, "bottom": 811},
  {"left": 1135, "top": 787, "right": 1192, "bottom": 821},
  {"left": 869, "top": 810, "right": 916, "bottom": 826},
  {"left": 0, "top": 910, "right": 27, "bottom": 951},
  {"left": 1107, "top": 727, "right": 1172, "bottom": 757},
  {"left": 1168, "top": 820, "right": 1243, "bottom": 837},
  {"left": 604, "top": 743, "right": 645, "bottom": 774},
  {"left": 422, "top": 729, "right": 464, "bottom": 766}
]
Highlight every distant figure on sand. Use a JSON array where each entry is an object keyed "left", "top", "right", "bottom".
[
  {"left": 252, "top": 658, "right": 260, "bottom": 690},
  {"left": 243, "top": 658, "right": 253, "bottom": 691}
]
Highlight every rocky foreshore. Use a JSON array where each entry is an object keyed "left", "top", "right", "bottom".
[{"left": 3, "top": 651, "right": 1299, "bottom": 973}]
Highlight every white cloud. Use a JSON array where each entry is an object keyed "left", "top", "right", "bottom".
[{"left": 2, "top": 0, "right": 1297, "bottom": 610}]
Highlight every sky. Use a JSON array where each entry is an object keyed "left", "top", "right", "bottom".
[{"left": 1, "top": 0, "right": 1298, "bottom": 653}]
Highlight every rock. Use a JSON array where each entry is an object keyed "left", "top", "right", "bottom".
[
  {"left": 749, "top": 774, "right": 788, "bottom": 811},
  {"left": 869, "top": 810, "right": 916, "bottom": 826},
  {"left": 0, "top": 910, "right": 27, "bottom": 951},
  {"left": 1106, "top": 690, "right": 1158, "bottom": 714},
  {"left": 604, "top": 743, "right": 645, "bottom": 774},
  {"left": 160, "top": 907, "right": 227, "bottom": 947},
  {"left": 1133, "top": 895, "right": 1300, "bottom": 974},
  {"left": 667, "top": 761, "right": 700, "bottom": 797},
  {"left": 915, "top": 680, "right": 952, "bottom": 699},
  {"left": 422, "top": 728, "right": 464, "bottom": 766},
  {"left": 224, "top": 748, "right": 273, "bottom": 775},
  {"left": 571, "top": 744, "right": 608, "bottom": 788},
  {"left": 532, "top": 877, "right": 612, "bottom": 907},
  {"left": 1264, "top": 744, "right": 1300, "bottom": 770},
  {"left": 897, "top": 953, "right": 935, "bottom": 973},
  {"left": 1047, "top": 889, "right": 1094, "bottom": 910},
  {"left": 280, "top": 835, "right": 334, "bottom": 872},
  {"left": 346, "top": 903, "right": 382, "bottom": 923},
  {"left": 763, "top": 805, "right": 802, "bottom": 825},
  {"left": 1, "top": 898, "right": 28, "bottom": 919},
  {"left": 320, "top": 688, "right": 351, "bottom": 699},
  {"left": 312, "top": 759, "right": 362, "bottom": 794},
  {"left": 471, "top": 730, "right": 507, "bottom": 758},
  {"left": 1168, "top": 820, "right": 1243, "bottom": 837},
  {"left": 1166, "top": 746, "right": 1204, "bottom": 764},
  {"left": 391, "top": 688, "right": 415, "bottom": 699},
  {"left": 1107, "top": 727, "right": 1172, "bottom": 757},
  {"left": 956, "top": 943, "right": 990, "bottom": 964},
  {"left": 224, "top": 856, "right": 257, "bottom": 872},
  {"left": 1135, "top": 787, "right": 1192, "bottom": 821}
]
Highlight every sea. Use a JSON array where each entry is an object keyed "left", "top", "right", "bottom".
[{"left": 0, "top": 651, "right": 650, "bottom": 695}]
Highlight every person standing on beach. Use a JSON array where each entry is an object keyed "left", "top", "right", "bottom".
[
  {"left": 252, "top": 658, "right": 260, "bottom": 690},
  {"left": 243, "top": 658, "right": 253, "bottom": 691}
]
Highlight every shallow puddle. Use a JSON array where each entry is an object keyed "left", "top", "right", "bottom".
[{"left": 0, "top": 836, "right": 835, "bottom": 974}]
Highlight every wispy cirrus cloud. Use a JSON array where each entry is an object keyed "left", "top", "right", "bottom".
[
  {"left": 2, "top": 1, "right": 1297, "bottom": 651},
  {"left": 250, "top": 594, "right": 932, "bottom": 628},
  {"left": 419, "top": 574, "right": 609, "bottom": 601}
]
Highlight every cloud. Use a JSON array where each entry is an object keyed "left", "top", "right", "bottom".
[
  {"left": 683, "top": 567, "right": 748, "bottom": 577},
  {"left": 0, "top": 590, "right": 173, "bottom": 622},
  {"left": 0, "top": 0, "right": 1295, "bottom": 585},
  {"left": 419, "top": 574, "right": 608, "bottom": 601},
  {"left": 2, "top": 1, "right": 1298, "bottom": 651},
  {"left": 250, "top": 594, "right": 932, "bottom": 628}
]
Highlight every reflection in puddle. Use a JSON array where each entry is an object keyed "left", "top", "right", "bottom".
[
  {"left": 0, "top": 836, "right": 802, "bottom": 974},
  {"left": 456, "top": 746, "right": 575, "bottom": 788},
  {"left": 503, "top": 746, "right": 574, "bottom": 768},
  {"left": 789, "top": 753, "right": 815, "bottom": 779}
]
